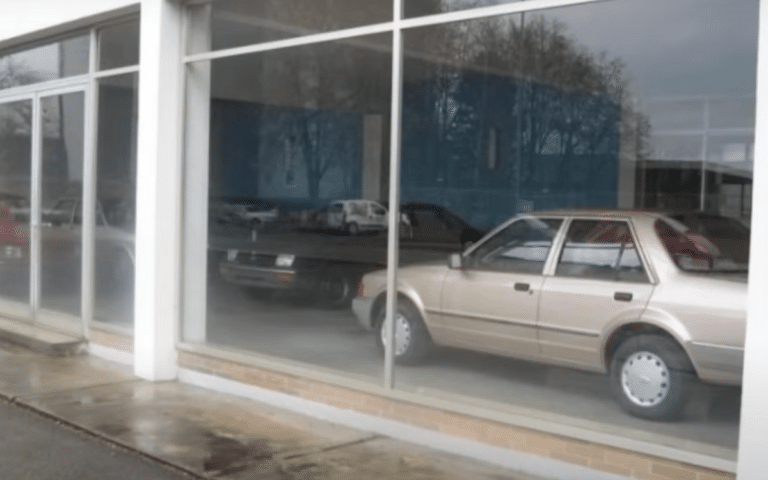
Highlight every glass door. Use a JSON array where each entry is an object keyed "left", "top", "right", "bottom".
[
  {"left": 35, "top": 90, "right": 86, "bottom": 332},
  {"left": 0, "top": 98, "right": 33, "bottom": 322}
]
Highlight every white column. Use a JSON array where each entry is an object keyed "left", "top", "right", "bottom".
[
  {"left": 182, "top": 5, "right": 212, "bottom": 344},
  {"left": 736, "top": 2, "right": 768, "bottom": 478},
  {"left": 133, "top": 0, "right": 184, "bottom": 380}
]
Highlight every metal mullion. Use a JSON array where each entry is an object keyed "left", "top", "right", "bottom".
[
  {"left": 29, "top": 95, "right": 42, "bottom": 324},
  {"left": 80, "top": 29, "right": 100, "bottom": 339},
  {"left": 383, "top": 0, "right": 405, "bottom": 391},
  {"left": 398, "top": 0, "right": 606, "bottom": 31},
  {"left": 183, "top": 21, "right": 395, "bottom": 64},
  {"left": 0, "top": 75, "right": 90, "bottom": 100},
  {"left": 34, "top": 82, "right": 89, "bottom": 100},
  {"left": 92, "top": 65, "right": 140, "bottom": 79}
]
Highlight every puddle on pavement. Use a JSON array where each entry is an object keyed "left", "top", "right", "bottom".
[
  {"left": 202, "top": 431, "right": 276, "bottom": 476},
  {"left": 203, "top": 431, "right": 294, "bottom": 480}
]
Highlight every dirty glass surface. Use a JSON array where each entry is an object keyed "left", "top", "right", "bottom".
[
  {"left": 93, "top": 74, "right": 138, "bottom": 328},
  {"left": 404, "top": 0, "right": 524, "bottom": 18},
  {"left": 183, "top": 33, "right": 393, "bottom": 385},
  {"left": 98, "top": 19, "right": 140, "bottom": 70},
  {"left": 0, "top": 100, "right": 32, "bottom": 318},
  {"left": 186, "top": 0, "right": 392, "bottom": 54},
  {"left": 393, "top": 0, "right": 755, "bottom": 457},
  {"left": 181, "top": 0, "right": 757, "bottom": 463},
  {"left": 39, "top": 92, "right": 85, "bottom": 323},
  {"left": 0, "top": 35, "right": 89, "bottom": 90}
]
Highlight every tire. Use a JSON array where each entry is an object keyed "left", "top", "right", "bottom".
[
  {"left": 316, "top": 269, "right": 355, "bottom": 309},
  {"left": 374, "top": 299, "right": 432, "bottom": 365},
  {"left": 609, "top": 334, "right": 694, "bottom": 420},
  {"left": 347, "top": 221, "right": 359, "bottom": 236}
]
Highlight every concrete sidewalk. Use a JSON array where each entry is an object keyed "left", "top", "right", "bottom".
[{"left": 0, "top": 339, "right": 558, "bottom": 480}]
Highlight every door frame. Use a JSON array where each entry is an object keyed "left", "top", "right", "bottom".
[{"left": 0, "top": 81, "right": 92, "bottom": 338}]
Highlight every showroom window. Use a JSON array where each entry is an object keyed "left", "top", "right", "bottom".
[
  {"left": 0, "top": 34, "right": 89, "bottom": 90},
  {"left": 181, "top": 0, "right": 756, "bottom": 471},
  {"left": 0, "top": 17, "right": 139, "bottom": 335}
]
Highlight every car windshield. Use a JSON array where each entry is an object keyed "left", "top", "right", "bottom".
[{"left": 655, "top": 218, "right": 748, "bottom": 273}]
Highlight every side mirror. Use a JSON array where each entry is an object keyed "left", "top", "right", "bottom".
[{"left": 448, "top": 253, "right": 464, "bottom": 270}]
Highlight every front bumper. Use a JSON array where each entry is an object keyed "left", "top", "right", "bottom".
[
  {"left": 219, "top": 262, "right": 318, "bottom": 291},
  {"left": 352, "top": 296, "right": 376, "bottom": 330}
]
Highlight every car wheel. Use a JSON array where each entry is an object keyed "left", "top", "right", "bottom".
[
  {"left": 347, "top": 221, "right": 359, "bottom": 235},
  {"left": 609, "top": 334, "right": 694, "bottom": 420},
  {"left": 316, "top": 269, "right": 355, "bottom": 309},
  {"left": 375, "top": 300, "right": 431, "bottom": 365}
]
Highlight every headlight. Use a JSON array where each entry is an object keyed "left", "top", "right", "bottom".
[
  {"left": 226, "top": 249, "right": 238, "bottom": 262},
  {"left": 275, "top": 253, "right": 295, "bottom": 268}
]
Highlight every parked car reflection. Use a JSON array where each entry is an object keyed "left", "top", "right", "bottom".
[
  {"left": 399, "top": 202, "right": 487, "bottom": 248},
  {"left": 219, "top": 202, "right": 484, "bottom": 308},
  {"left": 353, "top": 210, "right": 747, "bottom": 420},
  {"left": 41, "top": 197, "right": 135, "bottom": 295}
]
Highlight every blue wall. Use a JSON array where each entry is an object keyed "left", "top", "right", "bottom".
[
  {"left": 401, "top": 72, "right": 621, "bottom": 228},
  {"left": 209, "top": 72, "right": 620, "bottom": 226}
]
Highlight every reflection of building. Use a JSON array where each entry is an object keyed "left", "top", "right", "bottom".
[
  {"left": 401, "top": 73, "right": 620, "bottom": 227},
  {"left": 208, "top": 99, "right": 363, "bottom": 204},
  {"left": 637, "top": 95, "right": 754, "bottom": 219}
]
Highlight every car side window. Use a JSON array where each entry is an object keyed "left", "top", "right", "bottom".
[
  {"left": 349, "top": 202, "right": 367, "bottom": 216},
  {"left": 555, "top": 220, "right": 648, "bottom": 283},
  {"left": 45, "top": 199, "right": 76, "bottom": 226},
  {"left": 469, "top": 217, "right": 562, "bottom": 274},
  {"left": 412, "top": 211, "right": 445, "bottom": 230}
]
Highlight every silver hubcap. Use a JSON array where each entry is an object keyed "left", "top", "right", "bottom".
[
  {"left": 380, "top": 313, "right": 412, "bottom": 356},
  {"left": 621, "top": 351, "right": 670, "bottom": 407}
]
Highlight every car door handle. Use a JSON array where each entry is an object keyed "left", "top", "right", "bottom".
[
  {"left": 614, "top": 292, "right": 633, "bottom": 302},
  {"left": 514, "top": 282, "right": 530, "bottom": 292}
]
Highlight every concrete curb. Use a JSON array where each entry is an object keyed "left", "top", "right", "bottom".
[{"left": 0, "top": 317, "right": 86, "bottom": 357}]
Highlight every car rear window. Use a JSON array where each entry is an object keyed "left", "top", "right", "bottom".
[{"left": 654, "top": 219, "right": 747, "bottom": 273}]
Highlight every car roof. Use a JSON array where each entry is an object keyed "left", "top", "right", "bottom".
[{"left": 525, "top": 208, "right": 671, "bottom": 221}]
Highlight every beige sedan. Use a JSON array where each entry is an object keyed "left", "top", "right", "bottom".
[{"left": 352, "top": 210, "right": 747, "bottom": 420}]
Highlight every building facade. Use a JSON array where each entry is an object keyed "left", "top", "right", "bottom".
[{"left": 0, "top": 1, "right": 766, "bottom": 478}]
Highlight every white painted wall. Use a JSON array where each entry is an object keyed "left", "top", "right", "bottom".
[{"left": 0, "top": 0, "right": 137, "bottom": 47}]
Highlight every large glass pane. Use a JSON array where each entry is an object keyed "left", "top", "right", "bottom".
[
  {"left": 94, "top": 74, "right": 138, "bottom": 327},
  {"left": 376, "top": 0, "right": 755, "bottom": 462},
  {"left": 183, "top": 33, "right": 392, "bottom": 383},
  {"left": 405, "top": 0, "right": 524, "bottom": 18},
  {"left": 40, "top": 92, "right": 85, "bottom": 323},
  {"left": 187, "top": 0, "right": 391, "bottom": 54},
  {"left": 0, "top": 100, "right": 32, "bottom": 320},
  {"left": 98, "top": 20, "right": 140, "bottom": 70},
  {"left": 0, "top": 35, "right": 89, "bottom": 90}
]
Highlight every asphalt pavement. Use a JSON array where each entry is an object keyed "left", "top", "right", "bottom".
[{"left": 0, "top": 398, "right": 192, "bottom": 480}]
